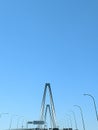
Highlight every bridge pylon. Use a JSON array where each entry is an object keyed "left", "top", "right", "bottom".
[{"left": 39, "top": 83, "right": 58, "bottom": 129}]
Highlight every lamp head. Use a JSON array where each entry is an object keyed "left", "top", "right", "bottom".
[{"left": 83, "top": 93, "right": 88, "bottom": 96}]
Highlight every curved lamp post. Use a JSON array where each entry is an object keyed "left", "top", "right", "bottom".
[
  {"left": 22, "top": 118, "right": 27, "bottom": 129},
  {"left": 0, "top": 113, "right": 9, "bottom": 130},
  {"left": 70, "top": 111, "right": 78, "bottom": 130},
  {"left": 22, "top": 119, "right": 24, "bottom": 129},
  {"left": 84, "top": 93, "right": 98, "bottom": 121},
  {"left": 66, "top": 114, "right": 72, "bottom": 128},
  {"left": 9, "top": 115, "right": 18, "bottom": 130},
  {"left": 17, "top": 116, "right": 24, "bottom": 129},
  {"left": 65, "top": 118, "right": 70, "bottom": 128},
  {"left": 0, "top": 113, "right": 9, "bottom": 117},
  {"left": 74, "top": 105, "right": 85, "bottom": 130}
]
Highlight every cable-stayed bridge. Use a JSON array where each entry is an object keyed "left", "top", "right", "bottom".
[{"left": 7, "top": 83, "right": 73, "bottom": 130}]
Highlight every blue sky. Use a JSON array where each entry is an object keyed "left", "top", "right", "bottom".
[{"left": 0, "top": 0, "right": 98, "bottom": 130}]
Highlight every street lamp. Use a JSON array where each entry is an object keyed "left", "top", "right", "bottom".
[
  {"left": 65, "top": 118, "right": 70, "bottom": 129},
  {"left": 0, "top": 113, "right": 9, "bottom": 117},
  {"left": 22, "top": 118, "right": 27, "bottom": 129},
  {"left": 17, "top": 116, "right": 24, "bottom": 129},
  {"left": 66, "top": 114, "right": 73, "bottom": 128},
  {"left": 9, "top": 115, "right": 18, "bottom": 130},
  {"left": 70, "top": 111, "right": 78, "bottom": 130},
  {"left": 0, "top": 113, "right": 9, "bottom": 130},
  {"left": 74, "top": 105, "right": 85, "bottom": 130},
  {"left": 84, "top": 93, "right": 98, "bottom": 121}
]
